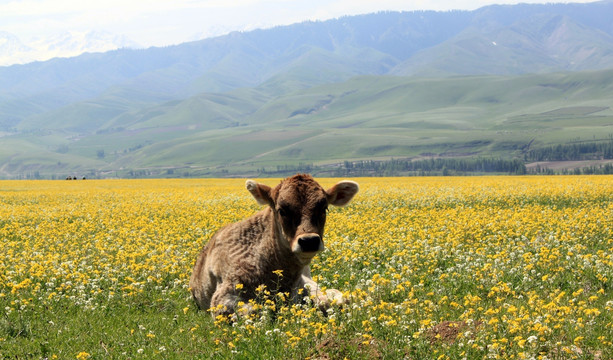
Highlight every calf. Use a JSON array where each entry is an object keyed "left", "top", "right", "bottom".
[{"left": 189, "top": 174, "right": 359, "bottom": 316}]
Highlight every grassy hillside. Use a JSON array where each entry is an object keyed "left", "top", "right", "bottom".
[
  {"left": 393, "top": 12, "right": 613, "bottom": 76},
  {"left": 3, "top": 3, "right": 613, "bottom": 133},
  {"left": 4, "top": 69, "right": 613, "bottom": 179}
]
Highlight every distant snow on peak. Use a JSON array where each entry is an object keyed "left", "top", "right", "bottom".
[
  {"left": 0, "top": 30, "right": 141, "bottom": 66},
  {"left": 0, "top": 32, "right": 34, "bottom": 65}
]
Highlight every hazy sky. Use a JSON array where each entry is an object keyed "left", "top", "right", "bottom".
[{"left": 1, "top": 0, "right": 599, "bottom": 47}]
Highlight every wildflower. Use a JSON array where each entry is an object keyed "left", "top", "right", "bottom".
[{"left": 273, "top": 269, "right": 284, "bottom": 277}]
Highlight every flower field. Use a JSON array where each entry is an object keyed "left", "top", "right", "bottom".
[{"left": 1, "top": 176, "right": 611, "bottom": 359}]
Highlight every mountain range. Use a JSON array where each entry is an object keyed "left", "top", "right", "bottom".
[
  {"left": 1, "top": 1, "right": 613, "bottom": 178},
  {"left": 0, "top": 31, "right": 140, "bottom": 67}
]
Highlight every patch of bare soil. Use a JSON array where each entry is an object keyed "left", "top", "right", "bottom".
[
  {"left": 310, "top": 336, "right": 385, "bottom": 359},
  {"left": 426, "top": 320, "right": 482, "bottom": 345}
]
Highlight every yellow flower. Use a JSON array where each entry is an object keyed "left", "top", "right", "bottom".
[
  {"left": 76, "top": 352, "right": 90, "bottom": 360},
  {"left": 272, "top": 269, "right": 284, "bottom": 277}
]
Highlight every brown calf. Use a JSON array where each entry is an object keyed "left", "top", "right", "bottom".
[{"left": 189, "top": 174, "right": 359, "bottom": 316}]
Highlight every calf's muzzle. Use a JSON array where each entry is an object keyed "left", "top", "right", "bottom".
[{"left": 297, "top": 233, "right": 323, "bottom": 253}]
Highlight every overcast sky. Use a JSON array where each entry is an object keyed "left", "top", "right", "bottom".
[{"left": 1, "top": 0, "right": 599, "bottom": 47}]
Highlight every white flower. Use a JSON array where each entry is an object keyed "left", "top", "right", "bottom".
[{"left": 527, "top": 335, "right": 538, "bottom": 344}]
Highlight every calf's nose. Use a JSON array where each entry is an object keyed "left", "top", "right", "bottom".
[{"left": 297, "top": 234, "right": 322, "bottom": 252}]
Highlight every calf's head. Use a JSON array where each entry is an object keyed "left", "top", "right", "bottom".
[{"left": 246, "top": 174, "right": 358, "bottom": 262}]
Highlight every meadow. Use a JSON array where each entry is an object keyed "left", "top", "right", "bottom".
[{"left": 0, "top": 176, "right": 611, "bottom": 359}]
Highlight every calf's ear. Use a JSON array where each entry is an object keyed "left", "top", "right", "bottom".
[
  {"left": 246, "top": 180, "right": 274, "bottom": 207},
  {"left": 326, "top": 180, "right": 359, "bottom": 207}
]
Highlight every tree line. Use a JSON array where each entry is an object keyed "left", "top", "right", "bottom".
[
  {"left": 258, "top": 157, "right": 527, "bottom": 177},
  {"left": 335, "top": 158, "right": 527, "bottom": 176},
  {"left": 524, "top": 138, "right": 613, "bottom": 162},
  {"left": 531, "top": 163, "right": 613, "bottom": 175}
]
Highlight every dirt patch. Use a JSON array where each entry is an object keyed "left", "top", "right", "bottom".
[
  {"left": 426, "top": 320, "right": 482, "bottom": 345},
  {"left": 310, "top": 336, "right": 385, "bottom": 359}
]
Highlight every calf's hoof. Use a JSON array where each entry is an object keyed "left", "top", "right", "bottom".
[{"left": 316, "top": 288, "right": 348, "bottom": 311}]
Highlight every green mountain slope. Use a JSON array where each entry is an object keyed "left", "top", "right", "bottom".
[
  {"left": 3, "top": 2, "right": 613, "bottom": 133},
  {"left": 5, "top": 69, "right": 611, "bottom": 178},
  {"left": 393, "top": 13, "right": 613, "bottom": 76}
]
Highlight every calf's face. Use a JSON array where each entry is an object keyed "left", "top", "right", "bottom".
[{"left": 246, "top": 175, "right": 358, "bottom": 261}]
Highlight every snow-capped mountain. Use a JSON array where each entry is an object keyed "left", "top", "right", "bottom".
[
  {"left": 0, "top": 31, "right": 140, "bottom": 66},
  {"left": 0, "top": 32, "right": 34, "bottom": 66}
]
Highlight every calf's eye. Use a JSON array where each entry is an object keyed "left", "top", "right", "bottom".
[{"left": 278, "top": 207, "right": 289, "bottom": 218}]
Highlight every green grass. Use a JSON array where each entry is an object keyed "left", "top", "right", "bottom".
[{"left": 4, "top": 240, "right": 608, "bottom": 359}]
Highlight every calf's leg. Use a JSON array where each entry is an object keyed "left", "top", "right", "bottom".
[
  {"left": 294, "top": 267, "right": 346, "bottom": 311},
  {"left": 190, "top": 249, "right": 217, "bottom": 311},
  {"left": 209, "top": 282, "right": 240, "bottom": 316}
]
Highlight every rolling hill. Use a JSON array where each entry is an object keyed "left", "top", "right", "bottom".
[{"left": 1, "top": 1, "right": 613, "bottom": 178}]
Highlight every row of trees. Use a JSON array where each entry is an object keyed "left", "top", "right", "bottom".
[
  {"left": 531, "top": 163, "right": 613, "bottom": 175},
  {"left": 259, "top": 139, "right": 613, "bottom": 177},
  {"left": 258, "top": 157, "right": 527, "bottom": 177},
  {"left": 335, "top": 158, "right": 527, "bottom": 176},
  {"left": 524, "top": 139, "right": 613, "bottom": 161}
]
